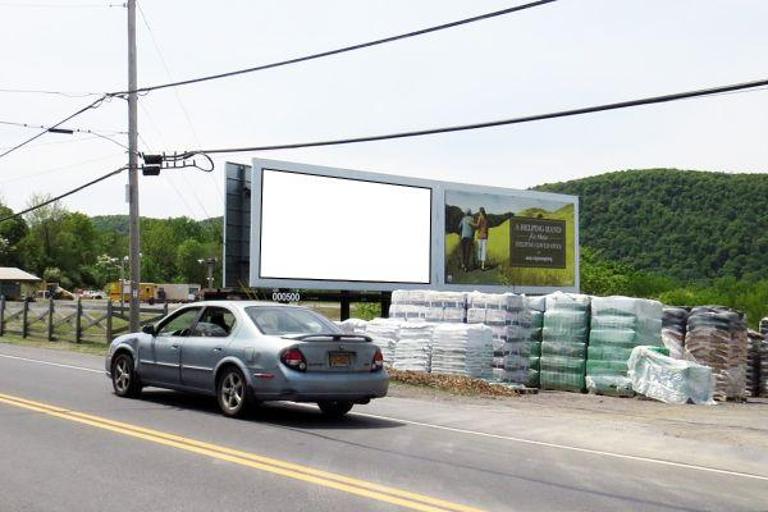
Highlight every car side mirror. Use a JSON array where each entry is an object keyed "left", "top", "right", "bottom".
[{"left": 141, "top": 324, "right": 156, "bottom": 336}]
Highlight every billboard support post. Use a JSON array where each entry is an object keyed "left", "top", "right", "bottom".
[{"left": 339, "top": 290, "right": 350, "bottom": 321}]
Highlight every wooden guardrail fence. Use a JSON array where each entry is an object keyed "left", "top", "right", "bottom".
[{"left": 0, "top": 297, "right": 171, "bottom": 344}]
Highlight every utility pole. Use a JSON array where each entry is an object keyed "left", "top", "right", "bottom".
[
  {"left": 127, "top": 0, "right": 140, "bottom": 332},
  {"left": 198, "top": 257, "right": 217, "bottom": 289}
]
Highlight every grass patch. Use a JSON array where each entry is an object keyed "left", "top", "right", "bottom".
[
  {"left": 388, "top": 368, "right": 520, "bottom": 397},
  {"left": 0, "top": 333, "right": 108, "bottom": 356}
]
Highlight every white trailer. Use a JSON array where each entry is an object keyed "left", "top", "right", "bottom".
[{"left": 157, "top": 283, "right": 200, "bottom": 302}]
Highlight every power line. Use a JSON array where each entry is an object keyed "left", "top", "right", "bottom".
[
  {"left": 0, "top": 119, "right": 128, "bottom": 149},
  {"left": 0, "top": 95, "right": 109, "bottom": 160},
  {"left": 0, "top": 119, "right": 126, "bottom": 135},
  {"left": 180, "top": 77, "right": 768, "bottom": 156},
  {"left": 0, "top": 88, "right": 104, "bottom": 98},
  {"left": 115, "top": 0, "right": 558, "bottom": 95},
  {"left": 0, "top": 166, "right": 127, "bottom": 224},
  {"left": 136, "top": 0, "right": 223, "bottom": 211},
  {"left": 0, "top": 2, "right": 124, "bottom": 8}
]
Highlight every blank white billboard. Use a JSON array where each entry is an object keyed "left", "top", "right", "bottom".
[{"left": 259, "top": 169, "right": 432, "bottom": 284}]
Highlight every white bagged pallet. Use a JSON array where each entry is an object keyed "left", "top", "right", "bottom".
[
  {"left": 431, "top": 323, "right": 493, "bottom": 379},
  {"left": 393, "top": 321, "right": 435, "bottom": 372},
  {"left": 366, "top": 318, "right": 402, "bottom": 365},
  {"left": 425, "top": 291, "right": 466, "bottom": 323},
  {"left": 338, "top": 318, "right": 368, "bottom": 335}
]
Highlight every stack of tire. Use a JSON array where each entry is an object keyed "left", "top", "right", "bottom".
[
  {"left": 586, "top": 296, "right": 663, "bottom": 397},
  {"left": 524, "top": 296, "right": 546, "bottom": 388},
  {"left": 685, "top": 306, "right": 748, "bottom": 401},
  {"left": 540, "top": 292, "right": 591, "bottom": 392}
]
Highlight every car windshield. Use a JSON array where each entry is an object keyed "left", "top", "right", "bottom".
[{"left": 245, "top": 306, "right": 341, "bottom": 336}]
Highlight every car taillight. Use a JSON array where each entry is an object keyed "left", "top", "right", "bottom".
[
  {"left": 371, "top": 349, "right": 384, "bottom": 372},
  {"left": 281, "top": 348, "right": 307, "bottom": 372}
]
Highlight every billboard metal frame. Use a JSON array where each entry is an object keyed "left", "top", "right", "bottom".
[{"left": 226, "top": 158, "right": 579, "bottom": 294}]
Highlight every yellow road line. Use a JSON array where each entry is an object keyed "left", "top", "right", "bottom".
[{"left": 0, "top": 392, "right": 484, "bottom": 512}]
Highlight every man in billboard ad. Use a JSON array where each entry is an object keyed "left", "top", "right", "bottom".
[{"left": 444, "top": 190, "right": 576, "bottom": 287}]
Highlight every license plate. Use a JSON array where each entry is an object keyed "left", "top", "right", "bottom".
[{"left": 329, "top": 352, "right": 352, "bottom": 367}]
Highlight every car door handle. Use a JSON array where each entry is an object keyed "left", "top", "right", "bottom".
[
  {"left": 213, "top": 347, "right": 222, "bottom": 352},
  {"left": 171, "top": 344, "right": 180, "bottom": 349}
]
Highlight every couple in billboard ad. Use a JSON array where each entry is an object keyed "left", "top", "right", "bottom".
[{"left": 445, "top": 190, "right": 576, "bottom": 287}]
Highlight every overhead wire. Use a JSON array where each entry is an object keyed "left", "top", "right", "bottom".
[
  {"left": 0, "top": 166, "right": 127, "bottom": 223},
  {"left": 0, "top": 120, "right": 127, "bottom": 149},
  {"left": 136, "top": 101, "right": 213, "bottom": 219},
  {"left": 137, "top": 132, "right": 199, "bottom": 219},
  {"left": 136, "top": 0, "right": 223, "bottom": 212},
  {"left": 0, "top": 153, "right": 126, "bottom": 186},
  {"left": 0, "top": 88, "right": 105, "bottom": 98},
  {"left": 0, "top": 119, "right": 126, "bottom": 135},
  {"left": 178, "top": 77, "right": 768, "bottom": 156},
  {"left": 115, "top": 0, "right": 558, "bottom": 95},
  {"left": 0, "top": 94, "right": 110, "bottom": 160}
]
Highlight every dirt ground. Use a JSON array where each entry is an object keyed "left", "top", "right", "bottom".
[{"left": 388, "top": 381, "right": 768, "bottom": 450}]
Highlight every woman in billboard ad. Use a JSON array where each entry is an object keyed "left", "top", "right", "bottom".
[{"left": 444, "top": 190, "right": 576, "bottom": 287}]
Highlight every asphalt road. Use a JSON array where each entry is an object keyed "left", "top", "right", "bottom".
[{"left": 0, "top": 343, "right": 766, "bottom": 512}]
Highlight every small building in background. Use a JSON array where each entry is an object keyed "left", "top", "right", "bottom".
[{"left": 0, "top": 267, "right": 42, "bottom": 300}]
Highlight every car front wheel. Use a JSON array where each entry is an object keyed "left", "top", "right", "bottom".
[
  {"left": 217, "top": 367, "right": 250, "bottom": 418},
  {"left": 317, "top": 400, "right": 354, "bottom": 418},
  {"left": 112, "top": 353, "right": 141, "bottom": 398}
]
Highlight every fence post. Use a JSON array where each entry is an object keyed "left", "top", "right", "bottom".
[
  {"left": 75, "top": 297, "right": 82, "bottom": 343},
  {"left": 106, "top": 300, "right": 113, "bottom": 343},
  {"left": 0, "top": 295, "right": 5, "bottom": 337},
  {"left": 48, "top": 297, "right": 55, "bottom": 341},
  {"left": 22, "top": 298, "right": 29, "bottom": 338}
]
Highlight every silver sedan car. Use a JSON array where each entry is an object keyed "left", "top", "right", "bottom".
[{"left": 105, "top": 301, "right": 388, "bottom": 417}]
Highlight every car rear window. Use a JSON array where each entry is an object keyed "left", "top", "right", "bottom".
[{"left": 246, "top": 306, "right": 341, "bottom": 336}]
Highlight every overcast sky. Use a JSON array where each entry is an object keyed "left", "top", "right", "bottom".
[{"left": 1, "top": 0, "right": 767, "bottom": 220}]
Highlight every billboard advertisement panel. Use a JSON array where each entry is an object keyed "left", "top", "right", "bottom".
[
  {"left": 259, "top": 169, "right": 432, "bottom": 284},
  {"left": 444, "top": 189, "right": 576, "bottom": 289},
  {"left": 236, "top": 158, "right": 578, "bottom": 293}
]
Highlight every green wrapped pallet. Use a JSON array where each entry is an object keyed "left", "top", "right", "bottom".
[
  {"left": 540, "top": 292, "right": 591, "bottom": 392},
  {"left": 525, "top": 296, "right": 546, "bottom": 388},
  {"left": 586, "top": 296, "right": 663, "bottom": 397}
]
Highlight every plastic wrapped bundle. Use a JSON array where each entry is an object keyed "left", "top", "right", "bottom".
[
  {"left": 685, "top": 307, "right": 748, "bottom": 401},
  {"left": 366, "top": 318, "right": 402, "bottom": 365},
  {"left": 586, "top": 296, "right": 663, "bottom": 397},
  {"left": 761, "top": 338, "right": 768, "bottom": 398},
  {"left": 389, "top": 290, "right": 428, "bottom": 321},
  {"left": 540, "top": 292, "right": 591, "bottom": 392},
  {"left": 465, "top": 292, "right": 532, "bottom": 383},
  {"left": 628, "top": 346, "right": 715, "bottom": 405},
  {"left": 523, "top": 296, "right": 546, "bottom": 387},
  {"left": 662, "top": 307, "right": 689, "bottom": 359},
  {"left": 746, "top": 330, "right": 763, "bottom": 397},
  {"left": 338, "top": 318, "right": 368, "bottom": 335},
  {"left": 431, "top": 323, "right": 493, "bottom": 379},
  {"left": 425, "top": 291, "right": 467, "bottom": 323},
  {"left": 393, "top": 321, "right": 435, "bottom": 372}
]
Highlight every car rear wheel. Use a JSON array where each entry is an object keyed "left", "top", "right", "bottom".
[
  {"left": 317, "top": 400, "right": 354, "bottom": 418},
  {"left": 217, "top": 367, "right": 250, "bottom": 418},
  {"left": 112, "top": 353, "right": 141, "bottom": 398}
]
